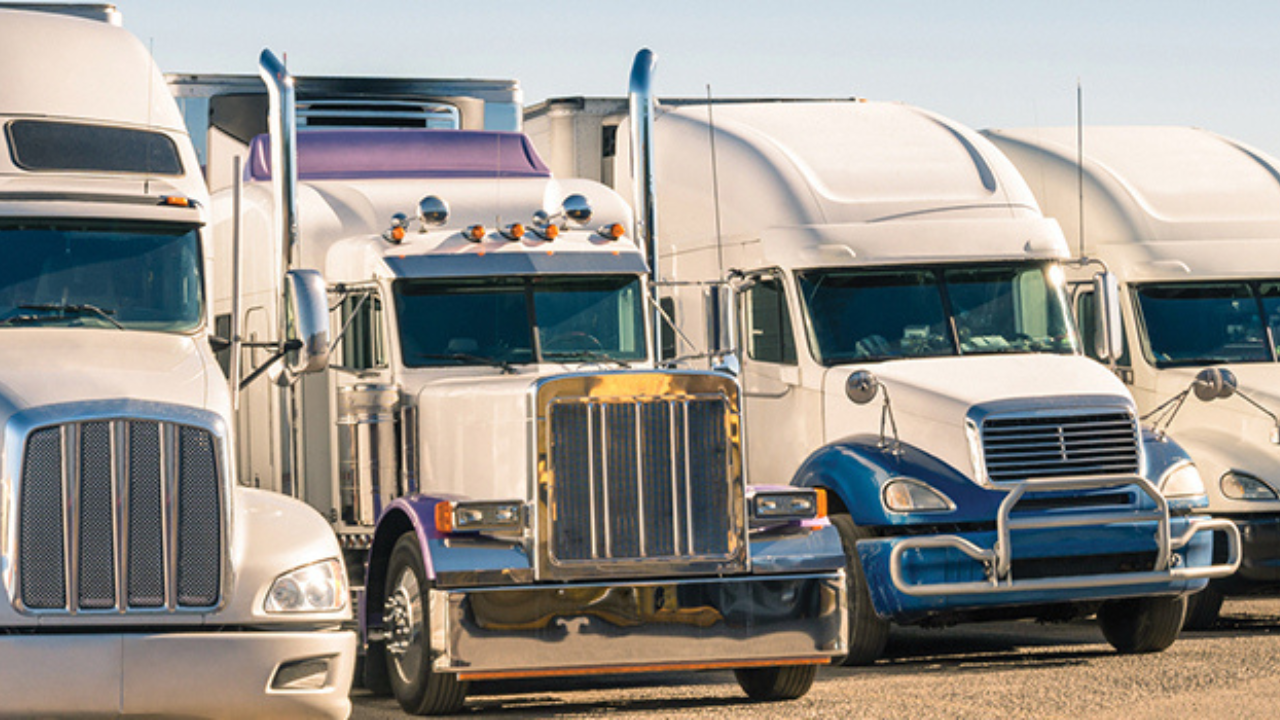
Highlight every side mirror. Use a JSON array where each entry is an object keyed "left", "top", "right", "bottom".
[
  {"left": 706, "top": 283, "right": 737, "bottom": 356},
  {"left": 1092, "top": 271, "right": 1124, "bottom": 363},
  {"left": 846, "top": 370, "right": 880, "bottom": 405},
  {"left": 284, "top": 269, "right": 330, "bottom": 375},
  {"left": 1193, "top": 367, "right": 1238, "bottom": 402}
]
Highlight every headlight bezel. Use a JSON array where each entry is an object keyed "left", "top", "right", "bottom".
[
  {"left": 751, "top": 488, "right": 826, "bottom": 525},
  {"left": 264, "top": 558, "right": 347, "bottom": 614},
  {"left": 881, "top": 477, "right": 956, "bottom": 514},
  {"left": 435, "top": 500, "right": 526, "bottom": 535},
  {"left": 1220, "top": 470, "right": 1279, "bottom": 501}
]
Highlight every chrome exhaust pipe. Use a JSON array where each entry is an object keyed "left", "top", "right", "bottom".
[
  {"left": 628, "top": 49, "right": 662, "bottom": 351},
  {"left": 258, "top": 49, "right": 299, "bottom": 271}
]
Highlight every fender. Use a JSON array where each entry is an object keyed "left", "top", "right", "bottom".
[
  {"left": 1141, "top": 428, "right": 1210, "bottom": 513},
  {"left": 791, "top": 435, "right": 1005, "bottom": 527},
  {"left": 364, "top": 494, "right": 534, "bottom": 628}
]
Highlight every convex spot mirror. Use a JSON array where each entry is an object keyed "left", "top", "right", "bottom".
[{"left": 284, "top": 269, "right": 330, "bottom": 375}]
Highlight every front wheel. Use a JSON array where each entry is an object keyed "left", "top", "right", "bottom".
[
  {"left": 1097, "top": 595, "right": 1186, "bottom": 654},
  {"left": 830, "top": 514, "right": 891, "bottom": 665},
  {"left": 384, "top": 533, "right": 469, "bottom": 715},
  {"left": 734, "top": 664, "right": 817, "bottom": 701},
  {"left": 1182, "top": 584, "right": 1225, "bottom": 630}
]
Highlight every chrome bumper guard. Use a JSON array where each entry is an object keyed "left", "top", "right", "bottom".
[
  {"left": 426, "top": 572, "right": 845, "bottom": 678},
  {"left": 889, "top": 476, "right": 1242, "bottom": 597}
]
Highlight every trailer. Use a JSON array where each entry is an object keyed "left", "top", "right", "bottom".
[
  {"left": 0, "top": 7, "right": 354, "bottom": 718},
  {"left": 986, "top": 125, "right": 1280, "bottom": 627},
  {"left": 525, "top": 49, "right": 1242, "bottom": 664},
  {"left": 170, "top": 51, "right": 847, "bottom": 715}
]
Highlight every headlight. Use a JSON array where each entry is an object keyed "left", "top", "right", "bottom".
[
  {"left": 1159, "top": 462, "right": 1207, "bottom": 498},
  {"left": 435, "top": 500, "right": 525, "bottom": 534},
  {"left": 1221, "top": 471, "right": 1278, "bottom": 500},
  {"left": 752, "top": 489, "right": 826, "bottom": 523},
  {"left": 265, "top": 559, "right": 346, "bottom": 614},
  {"left": 882, "top": 478, "right": 955, "bottom": 513}
]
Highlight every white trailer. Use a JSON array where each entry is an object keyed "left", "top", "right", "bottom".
[
  {"left": 526, "top": 50, "right": 1241, "bottom": 664},
  {"left": 170, "top": 51, "right": 847, "bottom": 715},
  {"left": 986, "top": 125, "right": 1280, "bottom": 627},
  {"left": 0, "top": 6, "right": 354, "bottom": 718}
]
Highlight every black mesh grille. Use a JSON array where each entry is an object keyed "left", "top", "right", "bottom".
[
  {"left": 177, "top": 426, "right": 221, "bottom": 606},
  {"left": 19, "top": 428, "right": 66, "bottom": 609},
  {"left": 16, "top": 418, "right": 223, "bottom": 613},
  {"left": 548, "top": 395, "right": 734, "bottom": 566},
  {"left": 982, "top": 411, "right": 1140, "bottom": 483}
]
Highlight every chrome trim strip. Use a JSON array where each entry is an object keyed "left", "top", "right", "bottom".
[
  {"left": 113, "top": 420, "right": 126, "bottom": 613},
  {"left": 64, "top": 424, "right": 77, "bottom": 615},
  {"left": 634, "top": 402, "right": 646, "bottom": 557}
]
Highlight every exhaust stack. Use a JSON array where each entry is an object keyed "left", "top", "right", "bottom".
[
  {"left": 627, "top": 49, "right": 662, "bottom": 349},
  {"left": 259, "top": 49, "right": 299, "bottom": 271}
]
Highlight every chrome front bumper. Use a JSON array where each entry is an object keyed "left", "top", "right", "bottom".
[
  {"left": 888, "top": 476, "right": 1241, "bottom": 597},
  {"left": 424, "top": 572, "right": 846, "bottom": 679},
  {"left": 0, "top": 630, "right": 355, "bottom": 719}
]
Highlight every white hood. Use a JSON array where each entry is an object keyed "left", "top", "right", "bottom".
[
  {"left": 824, "top": 354, "right": 1135, "bottom": 483},
  {"left": 0, "top": 329, "right": 211, "bottom": 425}
]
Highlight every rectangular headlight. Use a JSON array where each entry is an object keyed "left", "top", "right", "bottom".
[
  {"left": 751, "top": 489, "right": 825, "bottom": 523},
  {"left": 436, "top": 500, "right": 525, "bottom": 534}
]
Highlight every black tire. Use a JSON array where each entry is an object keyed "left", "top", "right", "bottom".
[
  {"left": 384, "top": 533, "right": 469, "bottom": 715},
  {"left": 1097, "top": 595, "right": 1186, "bottom": 654},
  {"left": 830, "top": 514, "right": 891, "bottom": 666},
  {"left": 359, "top": 640, "right": 392, "bottom": 696},
  {"left": 1183, "top": 584, "right": 1225, "bottom": 630},
  {"left": 734, "top": 664, "right": 818, "bottom": 701}
]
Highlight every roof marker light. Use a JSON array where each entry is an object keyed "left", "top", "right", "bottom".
[
  {"left": 160, "top": 195, "right": 194, "bottom": 207},
  {"left": 465, "top": 224, "right": 487, "bottom": 242},
  {"left": 598, "top": 223, "right": 625, "bottom": 240},
  {"left": 383, "top": 213, "right": 409, "bottom": 244},
  {"left": 501, "top": 223, "right": 526, "bottom": 241}
]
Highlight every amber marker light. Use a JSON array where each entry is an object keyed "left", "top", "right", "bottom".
[
  {"left": 501, "top": 222, "right": 526, "bottom": 241},
  {"left": 543, "top": 224, "right": 560, "bottom": 240},
  {"left": 434, "top": 501, "right": 455, "bottom": 534},
  {"left": 465, "top": 224, "right": 487, "bottom": 242},
  {"left": 159, "top": 195, "right": 192, "bottom": 207},
  {"left": 815, "top": 487, "right": 828, "bottom": 519},
  {"left": 598, "top": 223, "right": 625, "bottom": 240},
  {"left": 390, "top": 226, "right": 406, "bottom": 242}
]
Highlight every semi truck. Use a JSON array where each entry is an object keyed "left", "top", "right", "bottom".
[
  {"left": 169, "top": 52, "right": 847, "bottom": 715},
  {"left": 0, "top": 6, "right": 354, "bottom": 718},
  {"left": 524, "top": 49, "right": 1242, "bottom": 665},
  {"left": 986, "top": 125, "right": 1280, "bottom": 628}
]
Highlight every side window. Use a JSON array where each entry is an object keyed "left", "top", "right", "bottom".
[
  {"left": 334, "top": 290, "right": 386, "bottom": 371},
  {"left": 743, "top": 274, "right": 797, "bottom": 364},
  {"left": 1074, "top": 288, "right": 1130, "bottom": 365}
]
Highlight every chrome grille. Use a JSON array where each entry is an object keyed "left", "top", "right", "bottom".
[
  {"left": 546, "top": 394, "right": 740, "bottom": 571},
  {"left": 16, "top": 419, "right": 225, "bottom": 613},
  {"left": 981, "top": 410, "right": 1140, "bottom": 483}
]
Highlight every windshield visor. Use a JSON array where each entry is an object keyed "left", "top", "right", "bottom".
[{"left": 0, "top": 222, "right": 203, "bottom": 332}]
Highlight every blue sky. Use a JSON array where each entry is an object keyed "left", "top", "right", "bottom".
[{"left": 114, "top": 1, "right": 1280, "bottom": 157}]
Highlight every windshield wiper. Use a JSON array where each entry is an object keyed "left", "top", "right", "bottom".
[
  {"left": 415, "top": 352, "right": 516, "bottom": 374},
  {"left": 545, "top": 350, "right": 631, "bottom": 368},
  {"left": 14, "top": 303, "right": 124, "bottom": 329}
]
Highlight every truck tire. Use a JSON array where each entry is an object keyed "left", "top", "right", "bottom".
[
  {"left": 831, "top": 514, "right": 891, "bottom": 665},
  {"left": 384, "top": 533, "right": 469, "bottom": 715},
  {"left": 359, "top": 640, "right": 392, "bottom": 695},
  {"left": 1097, "top": 595, "right": 1186, "bottom": 653},
  {"left": 733, "top": 664, "right": 818, "bottom": 701},
  {"left": 1182, "top": 585, "right": 1224, "bottom": 630}
]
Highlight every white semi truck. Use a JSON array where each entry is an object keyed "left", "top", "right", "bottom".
[
  {"left": 169, "top": 52, "right": 847, "bottom": 715},
  {"left": 0, "top": 6, "right": 354, "bottom": 718},
  {"left": 986, "top": 125, "right": 1280, "bottom": 628},
  {"left": 525, "top": 50, "right": 1242, "bottom": 664}
]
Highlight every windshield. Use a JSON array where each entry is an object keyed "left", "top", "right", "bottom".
[
  {"left": 0, "top": 222, "right": 203, "bottom": 332},
  {"left": 797, "top": 262, "right": 1077, "bottom": 364},
  {"left": 394, "top": 275, "right": 647, "bottom": 368},
  {"left": 1135, "top": 281, "right": 1280, "bottom": 367}
]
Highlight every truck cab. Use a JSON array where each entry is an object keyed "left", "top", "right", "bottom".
[
  {"left": 987, "top": 125, "right": 1280, "bottom": 627},
  {"left": 0, "top": 7, "right": 354, "bottom": 718},
  {"left": 525, "top": 50, "right": 1241, "bottom": 665},
  {"left": 172, "top": 53, "right": 846, "bottom": 715}
]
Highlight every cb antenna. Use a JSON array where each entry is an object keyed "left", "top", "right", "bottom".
[{"left": 1076, "top": 79, "right": 1085, "bottom": 259}]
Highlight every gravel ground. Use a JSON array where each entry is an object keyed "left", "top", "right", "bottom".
[{"left": 351, "top": 598, "right": 1280, "bottom": 719}]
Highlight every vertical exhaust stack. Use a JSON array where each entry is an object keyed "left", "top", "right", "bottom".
[
  {"left": 628, "top": 48, "right": 662, "bottom": 352},
  {"left": 259, "top": 49, "right": 299, "bottom": 272}
]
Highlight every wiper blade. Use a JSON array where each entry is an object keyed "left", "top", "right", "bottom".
[
  {"left": 415, "top": 352, "right": 516, "bottom": 374},
  {"left": 16, "top": 303, "right": 124, "bottom": 329},
  {"left": 545, "top": 350, "right": 631, "bottom": 368}
]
